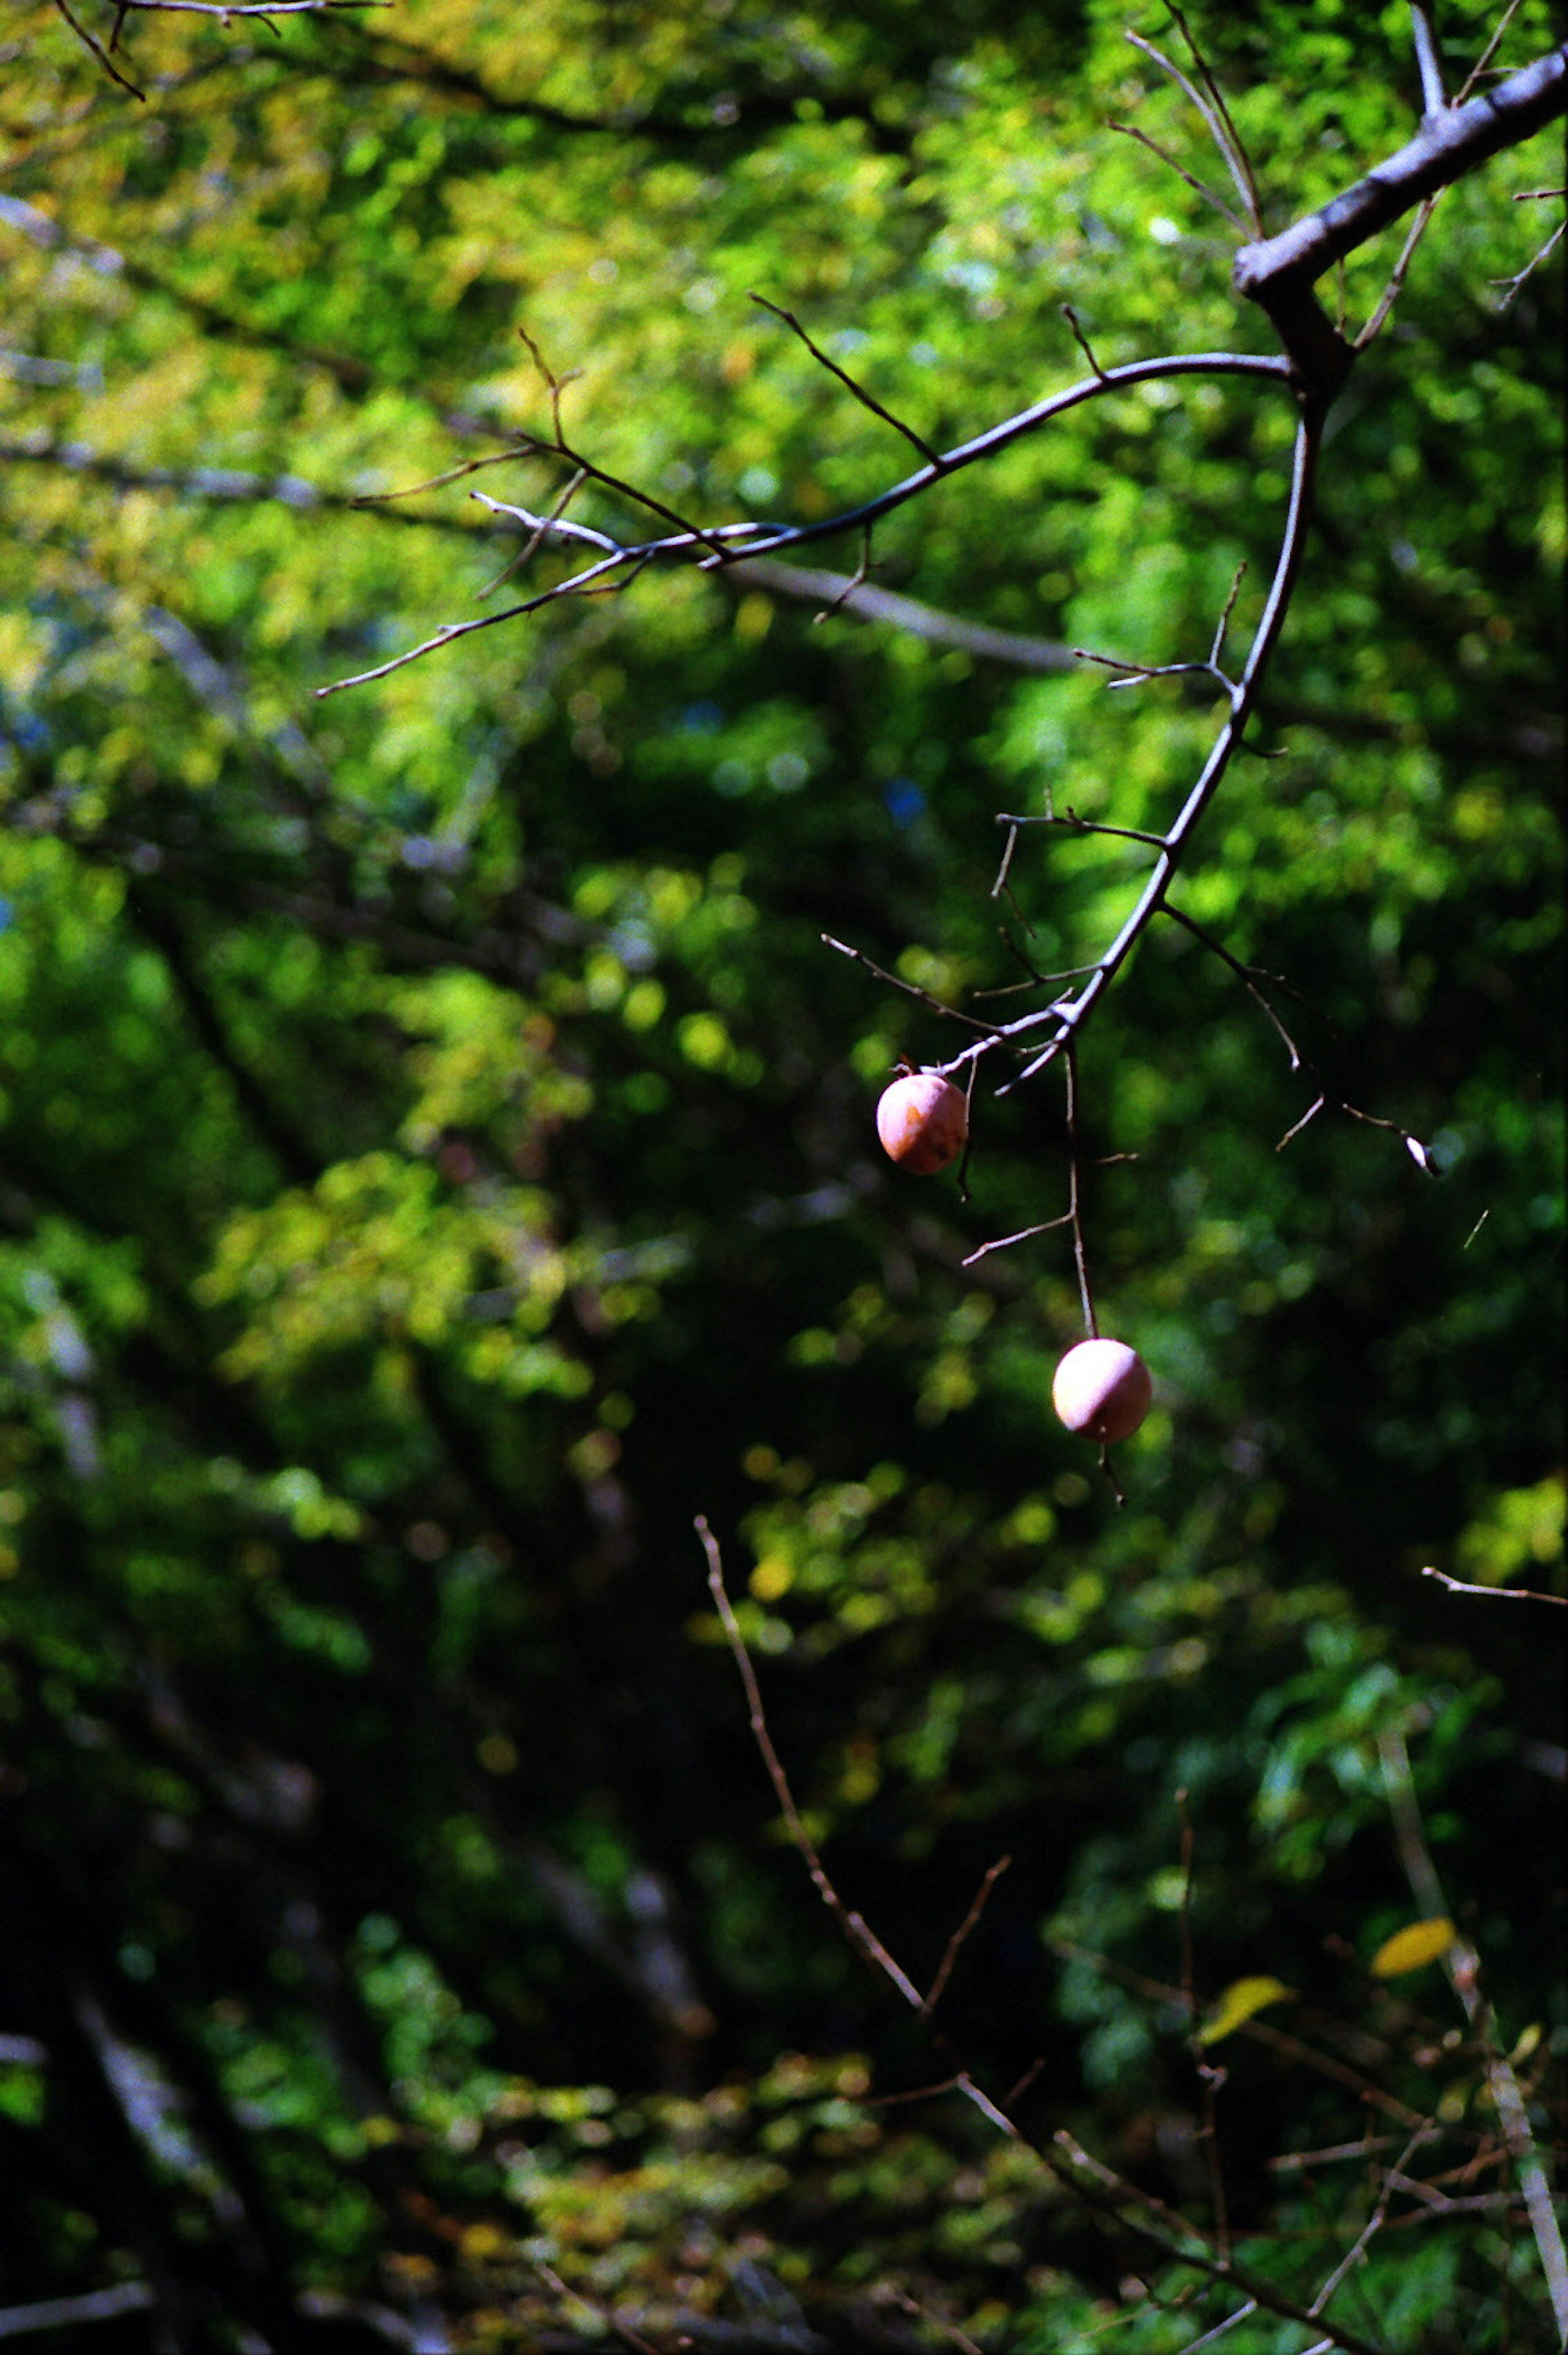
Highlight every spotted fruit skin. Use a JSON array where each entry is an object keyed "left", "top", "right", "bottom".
[
  {"left": 1051, "top": 1339, "right": 1153, "bottom": 1444},
  {"left": 875, "top": 1073, "right": 968, "bottom": 1174}
]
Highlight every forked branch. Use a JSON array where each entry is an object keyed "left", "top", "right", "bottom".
[{"left": 698, "top": 1517, "right": 1396, "bottom": 2355}]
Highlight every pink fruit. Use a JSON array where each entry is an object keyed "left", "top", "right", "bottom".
[
  {"left": 875, "top": 1072, "right": 968, "bottom": 1174},
  {"left": 1052, "top": 1339, "right": 1153, "bottom": 1444}
]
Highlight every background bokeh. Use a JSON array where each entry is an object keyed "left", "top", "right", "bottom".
[{"left": 0, "top": 2, "right": 1562, "bottom": 2347}]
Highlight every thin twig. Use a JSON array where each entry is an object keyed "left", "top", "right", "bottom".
[
  {"left": 1109, "top": 121, "right": 1247, "bottom": 232},
  {"left": 352, "top": 446, "right": 538, "bottom": 505},
  {"left": 1176, "top": 2303, "right": 1258, "bottom": 2355},
  {"left": 819, "top": 936, "right": 994, "bottom": 1031},
  {"left": 881, "top": 2286, "right": 987, "bottom": 2355},
  {"left": 1162, "top": 905, "right": 1304, "bottom": 1072},
  {"left": 49, "top": 0, "right": 145, "bottom": 95},
  {"left": 1165, "top": 3, "right": 1265, "bottom": 231},
  {"left": 1307, "top": 2123, "right": 1435, "bottom": 2321},
  {"left": 1125, "top": 26, "right": 1258, "bottom": 230},
  {"left": 1209, "top": 563, "right": 1247, "bottom": 667},
  {"left": 1455, "top": 0, "right": 1525, "bottom": 105},
  {"left": 698, "top": 1520, "right": 925, "bottom": 2010},
  {"left": 1354, "top": 194, "right": 1441, "bottom": 350},
  {"left": 960, "top": 1215, "right": 1073, "bottom": 1267},
  {"left": 921, "top": 1858, "right": 1011, "bottom": 2020},
  {"left": 751, "top": 295, "right": 941, "bottom": 465},
  {"left": 1178, "top": 1791, "right": 1232, "bottom": 2262},
  {"left": 92, "top": 0, "right": 378, "bottom": 15},
  {"left": 319, "top": 349, "right": 1292, "bottom": 695},
  {"left": 1421, "top": 1566, "right": 1568, "bottom": 1606},
  {"left": 1060, "top": 304, "right": 1107, "bottom": 379},
  {"left": 1061, "top": 1049, "right": 1096, "bottom": 1337},
  {"left": 982, "top": 405, "right": 1325, "bottom": 1097},
  {"left": 701, "top": 1524, "right": 1396, "bottom": 2355},
  {"left": 809, "top": 524, "right": 875, "bottom": 623},
  {"left": 1493, "top": 213, "right": 1567, "bottom": 307},
  {"left": 1379, "top": 1726, "right": 1568, "bottom": 2346}
]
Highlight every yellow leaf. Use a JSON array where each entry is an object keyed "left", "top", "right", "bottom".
[
  {"left": 1370, "top": 1918, "right": 1455, "bottom": 1978},
  {"left": 1196, "top": 1975, "right": 1294, "bottom": 2046}
]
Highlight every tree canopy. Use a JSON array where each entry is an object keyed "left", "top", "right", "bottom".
[{"left": 0, "top": 2, "right": 1564, "bottom": 2349}]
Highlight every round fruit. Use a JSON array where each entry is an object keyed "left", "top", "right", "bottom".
[
  {"left": 875, "top": 1072, "right": 968, "bottom": 1174},
  {"left": 1052, "top": 1339, "right": 1152, "bottom": 1444}
]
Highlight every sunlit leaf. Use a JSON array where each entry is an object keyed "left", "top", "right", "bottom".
[
  {"left": 1370, "top": 1918, "right": 1456, "bottom": 1978},
  {"left": 1196, "top": 1974, "right": 1294, "bottom": 2045}
]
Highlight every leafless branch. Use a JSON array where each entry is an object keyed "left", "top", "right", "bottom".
[
  {"left": 697, "top": 1519, "right": 925, "bottom": 2012},
  {"left": 1234, "top": 41, "right": 1568, "bottom": 371},
  {"left": 1458, "top": 2, "right": 1527, "bottom": 102},
  {"left": 353, "top": 447, "right": 540, "bottom": 505},
  {"left": 1059, "top": 303, "right": 1108, "bottom": 379},
  {"left": 1409, "top": 5, "right": 1448, "bottom": 117},
  {"left": 820, "top": 936, "right": 993, "bottom": 1031},
  {"left": 1492, "top": 207, "right": 1566, "bottom": 305},
  {"left": 1161, "top": 905, "right": 1305, "bottom": 1072},
  {"left": 318, "top": 348, "right": 1292, "bottom": 694},
  {"left": 1109, "top": 120, "right": 1248, "bottom": 233},
  {"left": 1379, "top": 1726, "right": 1568, "bottom": 2344},
  {"left": 930, "top": 408, "right": 1323, "bottom": 1102},
  {"left": 750, "top": 294, "right": 941, "bottom": 465},
  {"left": 1174, "top": 2302, "right": 1258, "bottom": 2355},
  {"left": 1421, "top": 1566, "right": 1568, "bottom": 1606},
  {"left": 920, "top": 1856, "right": 1011, "bottom": 2019},
  {"left": 699, "top": 1522, "right": 1398, "bottom": 2355},
  {"left": 1354, "top": 194, "right": 1442, "bottom": 350},
  {"left": 1306, "top": 2122, "right": 1438, "bottom": 2322},
  {"left": 1000, "top": 806, "right": 1167, "bottom": 847},
  {"left": 960, "top": 1214, "right": 1073, "bottom": 1266},
  {"left": 49, "top": 0, "right": 145, "bottom": 95},
  {"left": 725, "top": 558, "right": 1077, "bottom": 669},
  {"left": 103, "top": 0, "right": 376, "bottom": 11},
  {"left": 1125, "top": 21, "right": 1261, "bottom": 234}
]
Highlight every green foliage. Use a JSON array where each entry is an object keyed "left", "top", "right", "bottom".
[{"left": 0, "top": 0, "right": 1562, "bottom": 2346}]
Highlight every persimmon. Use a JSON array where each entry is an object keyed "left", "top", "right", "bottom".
[
  {"left": 1052, "top": 1339, "right": 1152, "bottom": 1444},
  {"left": 875, "top": 1072, "right": 968, "bottom": 1174}
]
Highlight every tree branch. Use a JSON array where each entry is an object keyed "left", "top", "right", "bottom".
[
  {"left": 1234, "top": 42, "right": 1568, "bottom": 341},
  {"left": 1379, "top": 1727, "right": 1568, "bottom": 2347}
]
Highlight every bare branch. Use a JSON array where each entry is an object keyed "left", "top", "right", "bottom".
[
  {"left": 1235, "top": 43, "right": 1568, "bottom": 302},
  {"left": 819, "top": 936, "right": 993, "bottom": 1031},
  {"left": 49, "top": 0, "right": 145, "bottom": 96},
  {"left": 958, "top": 407, "right": 1323, "bottom": 1099},
  {"left": 1125, "top": 23, "right": 1260, "bottom": 233},
  {"left": 1004, "top": 808, "right": 1168, "bottom": 847},
  {"left": 1409, "top": 5, "right": 1448, "bottom": 117},
  {"left": 1306, "top": 2123, "right": 1439, "bottom": 2323},
  {"left": 1354, "top": 194, "right": 1442, "bottom": 349},
  {"left": 726, "top": 557, "right": 1077, "bottom": 670},
  {"left": 960, "top": 1214, "right": 1074, "bottom": 1266},
  {"left": 352, "top": 447, "right": 539, "bottom": 505},
  {"left": 697, "top": 1519, "right": 925, "bottom": 2011},
  {"left": 1493, "top": 209, "right": 1566, "bottom": 305},
  {"left": 1109, "top": 120, "right": 1248, "bottom": 233},
  {"left": 920, "top": 1856, "right": 1011, "bottom": 2019},
  {"left": 1457, "top": 1, "right": 1526, "bottom": 103},
  {"left": 1421, "top": 1566, "right": 1568, "bottom": 1606},
  {"left": 319, "top": 349, "right": 1292, "bottom": 695},
  {"left": 750, "top": 294, "right": 941, "bottom": 465},
  {"left": 100, "top": 0, "right": 378, "bottom": 11},
  {"left": 1161, "top": 905, "right": 1305, "bottom": 1072},
  {"left": 1060, "top": 303, "right": 1108, "bottom": 380},
  {"left": 701, "top": 1521, "right": 1399, "bottom": 2355},
  {"left": 1379, "top": 1727, "right": 1568, "bottom": 2344}
]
